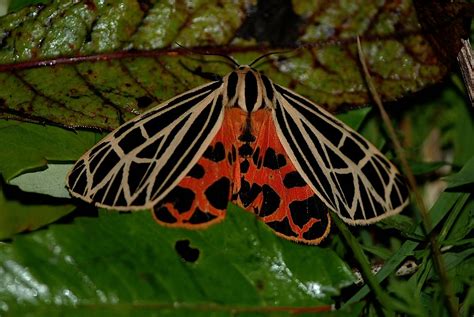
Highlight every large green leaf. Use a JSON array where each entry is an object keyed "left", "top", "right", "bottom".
[
  {"left": 0, "top": 207, "right": 355, "bottom": 316},
  {"left": 0, "top": 0, "right": 462, "bottom": 128}
]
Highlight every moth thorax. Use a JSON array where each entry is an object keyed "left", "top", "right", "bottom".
[{"left": 224, "top": 66, "right": 272, "bottom": 113}]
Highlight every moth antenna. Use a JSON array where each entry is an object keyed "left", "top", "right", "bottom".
[
  {"left": 175, "top": 42, "right": 240, "bottom": 67},
  {"left": 248, "top": 50, "right": 295, "bottom": 67}
]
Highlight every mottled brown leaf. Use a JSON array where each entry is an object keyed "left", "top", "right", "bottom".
[{"left": 0, "top": 0, "right": 469, "bottom": 129}]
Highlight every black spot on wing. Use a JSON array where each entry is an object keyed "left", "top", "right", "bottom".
[
  {"left": 283, "top": 171, "right": 306, "bottom": 188},
  {"left": 113, "top": 121, "right": 134, "bottom": 138},
  {"left": 102, "top": 166, "right": 125, "bottom": 205},
  {"left": 252, "top": 146, "right": 260, "bottom": 165},
  {"left": 203, "top": 142, "right": 226, "bottom": 162},
  {"left": 301, "top": 121, "right": 330, "bottom": 168},
  {"left": 302, "top": 211, "right": 330, "bottom": 241},
  {"left": 363, "top": 198, "right": 378, "bottom": 219},
  {"left": 238, "top": 128, "right": 256, "bottom": 142},
  {"left": 238, "top": 143, "right": 253, "bottom": 157},
  {"left": 227, "top": 145, "right": 237, "bottom": 165},
  {"left": 326, "top": 147, "right": 348, "bottom": 169},
  {"left": 92, "top": 150, "right": 120, "bottom": 188},
  {"left": 128, "top": 162, "right": 152, "bottom": 194},
  {"left": 91, "top": 183, "right": 107, "bottom": 203},
  {"left": 118, "top": 128, "right": 147, "bottom": 154},
  {"left": 89, "top": 144, "right": 111, "bottom": 173},
  {"left": 132, "top": 188, "right": 148, "bottom": 206},
  {"left": 232, "top": 145, "right": 237, "bottom": 162},
  {"left": 263, "top": 148, "right": 286, "bottom": 170},
  {"left": 334, "top": 172, "right": 355, "bottom": 207},
  {"left": 69, "top": 162, "right": 87, "bottom": 195},
  {"left": 390, "top": 179, "right": 404, "bottom": 208},
  {"left": 240, "top": 159, "right": 250, "bottom": 173},
  {"left": 266, "top": 218, "right": 298, "bottom": 238},
  {"left": 89, "top": 141, "right": 110, "bottom": 159},
  {"left": 395, "top": 175, "right": 409, "bottom": 203},
  {"left": 187, "top": 208, "right": 218, "bottom": 225},
  {"left": 137, "top": 137, "right": 163, "bottom": 159},
  {"left": 259, "top": 185, "right": 280, "bottom": 217},
  {"left": 339, "top": 137, "right": 366, "bottom": 164},
  {"left": 373, "top": 157, "right": 390, "bottom": 185},
  {"left": 289, "top": 195, "right": 326, "bottom": 228},
  {"left": 187, "top": 163, "right": 205, "bottom": 179},
  {"left": 337, "top": 195, "right": 352, "bottom": 219},
  {"left": 239, "top": 179, "right": 262, "bottom": 207},
  {"left": 354, "top": 183, "right": 371, "bottom": 220},
  {"left": 376, "top": 153, "right": 391, "bottom": 169},
  {"left": 115, "top": 190, "right": 127, "bottom": 206},
  {"left": 361, "top": 161, "right": 385, "bottom": 198},
  {"left": 153, "top": 206, "right": 177, "bottom": 224},
  {"left": 162, "top": 186, "right": 195, "bottom": 213},
  {"left": 204, "top": 177, "right": 230, "bottom": 210},
  {"left": 350, "top": 131, "right": 370, "bottom": 149}
]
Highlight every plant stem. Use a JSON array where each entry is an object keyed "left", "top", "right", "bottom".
[{"left": 356, "top": 37, "right": 458, "bottom": 317}]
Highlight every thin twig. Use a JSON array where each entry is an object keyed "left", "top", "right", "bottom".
[
  {"left": 356, "top": 37, "right": 458, "bottom": 317},
  {"left": 457, "top": 39, "right": 474, "bottom": 107}
]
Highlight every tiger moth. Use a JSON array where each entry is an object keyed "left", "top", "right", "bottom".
[{"left": 67, "top": 60, "right": 409, "bottom": 245}]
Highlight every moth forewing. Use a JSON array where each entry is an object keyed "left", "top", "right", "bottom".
[
  {"left": 272, "top": 84, "right": 409, "bottom": 225},
  {"left": 67, "top": 81, "right": 226, "bottom": 211}
]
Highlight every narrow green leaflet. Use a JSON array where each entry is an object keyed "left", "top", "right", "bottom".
[
  {"left": 444, "top": 155, "right": 474, "bottom": 188},
  {"left": 0, "top": 208, "right": 355, "bottom": 316}
]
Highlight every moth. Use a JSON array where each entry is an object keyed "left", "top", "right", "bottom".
[{"left": 67, "top": 59, "right": 409, "bottom": 244}]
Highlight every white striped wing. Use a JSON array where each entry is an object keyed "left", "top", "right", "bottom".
[
  {"left": 273, "top": 84, "right": 409, "bottom": 225},
  {"left": 67, "top": 81, "right": 225, "bottom": 210}
]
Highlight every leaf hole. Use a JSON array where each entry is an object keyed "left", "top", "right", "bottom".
[
  {"left": 175, "top": 239, "right": 200, "bottom": 263},
  {"left": 136, "top": 96, "right": 154, "bottom": 108}
]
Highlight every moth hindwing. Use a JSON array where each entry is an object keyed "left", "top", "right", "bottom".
[{"left": 67, "top": 65, "right": 409, "bottom": 244}]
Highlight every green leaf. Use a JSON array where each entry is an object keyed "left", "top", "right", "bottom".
[
  {"left": 444, "top": 155, "right": 474, "bottom": 188},
  {"left": 0, "top": 182, "right": 74, "bottom": 240},
  {"left": 0, "top": 120, "right": 96, "bottom": 238},
  {"left": 9, "top": 163, "right": 71, "bottom": 198},
  {"left": 0, "top": 1, "right": 457, "bottom": 128},
  {"left": 0, "top": 120, "right": 99, "bottom": 181},
  {"left": 336, "top": 107, "right": 371, "bottom": 130},
  {"left": 409, "top": 161, "right": 448, "bottom": 176},
  {"left": 0, "top": 208, "right": 355, "bottom": 315},
  {"left": 8, "top": 1, "right": 52, "bottom": 14}
]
